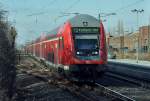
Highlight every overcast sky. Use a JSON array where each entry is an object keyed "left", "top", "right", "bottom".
[{"left": 0, "top": 0, "right": 149, "bottom": 45}]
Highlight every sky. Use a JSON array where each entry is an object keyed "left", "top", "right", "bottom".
[{"left": 0, "top": 0, "right": 150, "bottom": 46}]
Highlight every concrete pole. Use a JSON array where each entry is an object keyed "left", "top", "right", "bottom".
[
  {"left": 136, "top": 11, "right": 139, "bottom": 63},
  {"left": 131, "top": 9, "right": 144, "bottom": 63},
  {"left": 148, "top": 16, "right": 150, "bottom": 53}
]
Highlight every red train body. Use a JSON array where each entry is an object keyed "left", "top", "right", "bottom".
[{"left": 26, "top": 14, "right": 107, "bottom": 80}]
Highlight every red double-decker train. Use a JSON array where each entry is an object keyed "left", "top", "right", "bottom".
[{"left": 26, "top": 14, "right": 107, "bottom": 81}]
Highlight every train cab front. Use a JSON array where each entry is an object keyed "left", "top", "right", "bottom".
[{"left": 67, "top": 27, "right": 107, "bottom": 80}]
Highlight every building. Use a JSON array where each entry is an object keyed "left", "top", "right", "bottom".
[
  {"left": 107, "top": 25, "right": 150, "bottom": 53},
  {"left": 139, "top": 26, "right": 150, "bottom": 53},
  {"left": 106, "top": 25, "right": 150, "bottom": 60},
  {"left": 107, "top": 33, "right": 137, "bottom": 53}
]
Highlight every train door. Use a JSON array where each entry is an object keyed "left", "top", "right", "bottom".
[
  {"left": 43, "top": 43, "right": 46, "bottom": 59},
  {"left": 40, "top": 43, "right": 42, "bottom": 58},
  {"left": 41, "top": 43, "right": 44, "bottom": 58},
  {"left": 33, "top": 44, "right": 35, "bottom": 56},
  {"left": 57, "top": 37, "right": 64, "bottom": 64},
  {"left": 47, "top": 42, "right": 51, "bottom": 61},
  {"left": 58, "top": 37, "right": 61, "bottom": 64},
  {"left": 55, "top": 42, "right": 58, "bottom": 64}
]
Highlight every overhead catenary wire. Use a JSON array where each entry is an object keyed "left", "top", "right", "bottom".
[
  {"left": 64, "top": 0, "right": 81, "bottom": 13},
  {"left": 54, "top": 0, "right": 81, "bottom": 22},
  {"left": 107, "top": 0, "right": 145, "bottom": 35},
  {"left": 114, "top": 0, "right": 145, "bottom": 12}
]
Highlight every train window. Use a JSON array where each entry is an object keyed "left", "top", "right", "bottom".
[
  {"left": 75, "top": 39, "right": 98, "bottom": 50},
  {"left": 62, "top": 37, "right": 64, "bottom": 49}
]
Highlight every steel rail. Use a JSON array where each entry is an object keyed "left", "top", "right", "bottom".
[
  {"left": 19, "top": 68, "right": 135, "bottom": 101},
  {"left": 105, "top": 72, "right": 150, "bottom": 89},
  {"left": 95, "top": 83, "right": 135, "bottom": 101},
  {"left": 17, "top": 56, "right": 137, "bottom": 101}
]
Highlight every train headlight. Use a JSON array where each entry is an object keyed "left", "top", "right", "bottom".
[
  {"left": 77, "top": 51, "right": 80, "bottom": 55},
  {"left": 64, "top": 66, "right": 69, "bottom": 70},
  {"left": 92, "top": 51, "right": 98, "bottom": 55},
  {"left": 94, "top": 51, "right": 98, "bottom": 54},
  {"left": 76, "top": 51, "right": 83, "bottom": 55}
]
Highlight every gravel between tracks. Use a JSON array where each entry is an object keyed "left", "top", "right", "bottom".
[
  {"left": 97, "top": 74, "right": 150, "bottom": 101},
  {"left": 15, "top": 56, "right": 139, "bottom": 101},
  {"left": 108, "top": 86, "right": 150, "bottom": 101},
  {"left": 15, "top": 57, "right": 83, "bottom": 101}
]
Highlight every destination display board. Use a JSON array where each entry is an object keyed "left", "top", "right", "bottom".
[{"left": 72, "top": 27, "right": 99, "bottom": 34}]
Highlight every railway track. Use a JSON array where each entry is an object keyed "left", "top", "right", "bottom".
[
  {"left": 16, "top": 67, "right": 82, "bottom": 101},
  {"left": 15, "top": 56, "right": 136, "bottom": 101},
  {"left": 105, "top": 72, "right": 150, "bottom": 89},
  {"left": 107, "top": 61, "right": 150, "bottom": 86},
  {"left": 97, "top": 72, "right": 150, "bottom": 101}
]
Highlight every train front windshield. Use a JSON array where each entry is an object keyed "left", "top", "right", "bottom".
[
  {"left": 74, "top": 34, "right": 100, "bottom": 60},
  {"left": 75, "top": 35, "right": 99, "bottom": 50}
]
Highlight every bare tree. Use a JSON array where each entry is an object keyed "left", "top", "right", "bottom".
[{"left": 0, "top": 9, "right": 16, "bottom": 101}]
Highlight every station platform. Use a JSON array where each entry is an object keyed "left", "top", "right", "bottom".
[{"left": 108, "top": 59, "right": 150, "bottom": 67}]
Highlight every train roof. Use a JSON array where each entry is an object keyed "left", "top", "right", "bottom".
[
  {"left": 69, "top": 14, "right": 100, "bottom": 27},
  {"left": 33, "top": 14, "right": 100, "bottom": 43},
  {"left": 47, "top": 14, "right": 100, "bottom": 35}
]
